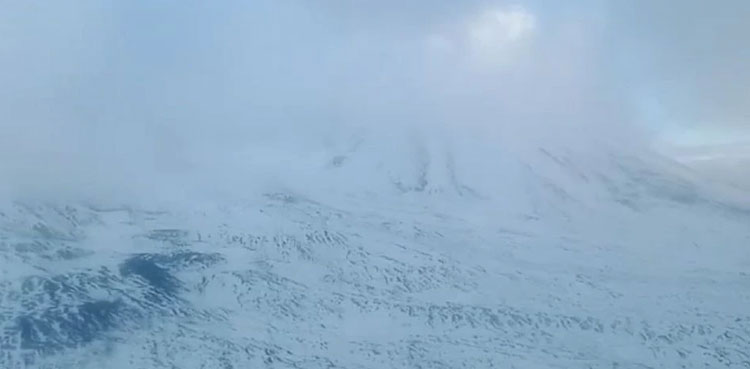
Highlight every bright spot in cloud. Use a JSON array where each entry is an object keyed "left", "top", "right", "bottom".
[{"left": 467, "top": 6, "right": 536, "bottom": 66}]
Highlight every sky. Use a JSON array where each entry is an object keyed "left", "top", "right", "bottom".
[{"left": 1, "top": 0, "right": 748, "bottom": 201}]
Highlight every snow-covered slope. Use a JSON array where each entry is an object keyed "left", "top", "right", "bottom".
[{"left": 1, "top": 134, "right": 749, "bottom": 368}]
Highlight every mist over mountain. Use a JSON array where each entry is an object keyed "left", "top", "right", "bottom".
[
  {"left": 2, "top": 1, "right": 749, "bottom": 368},
  {"left": 3, "top": 125, "right": 750, "bottom": 368}
]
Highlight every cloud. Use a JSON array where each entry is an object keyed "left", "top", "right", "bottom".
[
  {"left": 1, "top": 0, "right": 744, "bottom": 203},
  {"left": 465, "top": 6, "right": 536, "bottom": 66},
  {"left": 606, "top": 0, "right": 750, "bottom": 136}
]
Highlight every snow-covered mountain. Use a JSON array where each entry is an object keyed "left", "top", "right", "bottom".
[{"left": 1, "top": 132, "right": 749, "bottom": 368}]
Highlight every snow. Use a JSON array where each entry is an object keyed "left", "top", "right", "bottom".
[{"left": 1, "top": 133, "right": 749, "bottom": 368}]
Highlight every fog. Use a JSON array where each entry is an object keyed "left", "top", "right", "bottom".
[{"left": 1, "top": 0, "right": 748, "bottom": 204}]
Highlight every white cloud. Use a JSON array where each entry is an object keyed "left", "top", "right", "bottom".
[
  {"left": 426, "top": 5, "right": 537, "bottom": 69},
  {"left": 466, "top": 6, "right": 536, "bottom": 66},
  {"left": 0, "top": 1, "right": 693, "bottom": 202}
]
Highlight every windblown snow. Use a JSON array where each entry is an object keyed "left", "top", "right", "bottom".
[{"left": 1, "top": 133, "right": 749, "bottom": 368}]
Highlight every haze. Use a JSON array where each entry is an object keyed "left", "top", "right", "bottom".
[{"left": 1, "top": 0, "right": 748, "bottom": 203}]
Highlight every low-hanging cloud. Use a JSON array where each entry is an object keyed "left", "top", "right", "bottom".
[
  {"left": 1, "top": 0, "right": 746, "bottom": 204},
  {"left": 606, "top": 0, "right": 750, "bottom": 135}
]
